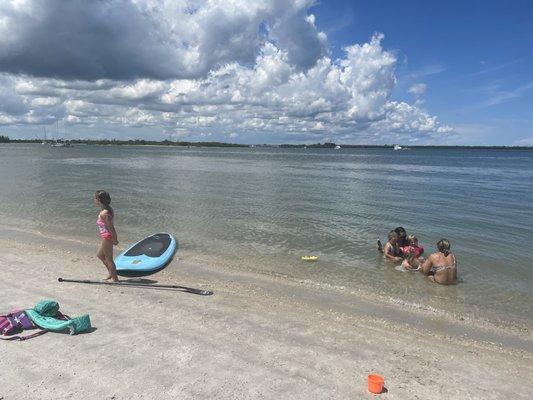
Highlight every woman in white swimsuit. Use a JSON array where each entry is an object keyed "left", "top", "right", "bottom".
[{"left": 420, "top": 239, "right": 457, "bottom": 285}]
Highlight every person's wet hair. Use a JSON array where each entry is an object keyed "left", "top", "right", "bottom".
[
  {"left": 437, "top": 238, "right": 451, "bottom": 256},
  {"left": 388, "top": 230, "right": 398, "bottom": 241},
  {"left": 394, "top": 226, "right": 407, "bottom": 237}
]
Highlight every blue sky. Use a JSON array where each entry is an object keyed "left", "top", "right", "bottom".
[
  {"left": 312, "top": 0, "right": 533, "bottom": 145},
  {"left": 0, "top": 0, "right": 531, "bottom": 145}
]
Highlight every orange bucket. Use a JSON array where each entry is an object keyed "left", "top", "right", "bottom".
[{"left": 367, "top": 374, "right": 384, "bottom": 394}]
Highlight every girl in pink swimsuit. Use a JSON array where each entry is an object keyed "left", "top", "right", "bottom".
[
  {"left": 401, "top": 234, "right": 425, "bottom": 270},
  {"left": 94, "top": 190, "right": 119, "bottom": 281}
]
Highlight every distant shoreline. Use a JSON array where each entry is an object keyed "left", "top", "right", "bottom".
[{"left": 1, "top": 136, "right": 532, "bottom": 150}]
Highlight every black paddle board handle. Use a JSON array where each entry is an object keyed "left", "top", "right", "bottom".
[{"left": 58, "top": 277, "right": 213, "bottom": 296}]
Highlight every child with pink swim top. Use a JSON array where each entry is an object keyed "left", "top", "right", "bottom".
[
  {"left": 94, "top": 190, "right": 119, "bottom": 281},
  {"left": 401, "top": 234, "right": 425, "bottom": 270}
]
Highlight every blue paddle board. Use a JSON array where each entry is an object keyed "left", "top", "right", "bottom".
[{"left": 115, "top": 233, "right": 176, "bottom": 273}]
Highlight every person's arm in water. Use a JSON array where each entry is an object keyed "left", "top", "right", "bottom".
[
  {"left": 383, "top": 242, "right": 402, "bottom": 261},
  {"left": 101, "top": 210, "right": 119, "bottom": 245},
  {"left": 420, "top": 255, "right": 433, "bottom": 275}
]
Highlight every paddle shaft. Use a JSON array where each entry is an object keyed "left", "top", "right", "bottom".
[{"left": 58, "top": 278, "right": 213, "bottom": 295}]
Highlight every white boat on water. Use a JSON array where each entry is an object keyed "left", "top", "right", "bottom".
[
  {"left": 51, "top": 140, "right": 72, "bottom": 147},
  {"left": 393, "top": 144, "right": 403, "bottom": 150},
  {"left": 335, "top": 145, "right": 341, "bottom": 149},
  {"left": 50, "top": 122, "right": 72, "bottom": 147}
]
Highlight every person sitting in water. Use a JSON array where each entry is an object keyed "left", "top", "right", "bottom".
[
  {"left": 394, "top": 226, "right": 409, "bottom": 248},
  {"left": 378, "top": 226, "right": 408, "bottom": 253},
  {"left": 401, "top": 234, "right": 425, "bottom": 270},
  {"left": 383, "top": 230, "right": 402, "bottom": 262},
  {"left": 420, "top": 239, "right": 457, "bottom": 284}
]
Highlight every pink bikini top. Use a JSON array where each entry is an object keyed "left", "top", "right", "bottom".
[
  {"left": 96, "top": 214, "right": 112, "bottom": 236},
  {"left": 401, "top": 245, "right": 424, "bottom": 258}
]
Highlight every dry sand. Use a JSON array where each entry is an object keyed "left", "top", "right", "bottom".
[{"left": 1, "top": 234, "right": 532, "bottom": 400}]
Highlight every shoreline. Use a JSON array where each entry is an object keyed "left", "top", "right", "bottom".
[
  {"left": 2, "top": 234, "right": 532, "bottom": 399},
  {"left": 1, "top": 225, "right": 531, "bottom": 352},
  {"left": 1, "top": 233, "right": 532, "bottom": 398}
]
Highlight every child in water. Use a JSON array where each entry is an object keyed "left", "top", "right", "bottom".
[
  {"left": 401, "top": 234, "right": 425, "bottom": 270},
  {"left": 94, "top": 190, "right": 119, "bottom": 281},
  {"left": 383, "top": 230, "right": 402, "bottom": 262}
]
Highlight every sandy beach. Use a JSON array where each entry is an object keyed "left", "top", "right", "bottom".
[
  {"left": 2, "top": 0, "right": 533, "bottom": 397},
  {"left": 1, "top": 230, "right": 531, "bottom": 400}
]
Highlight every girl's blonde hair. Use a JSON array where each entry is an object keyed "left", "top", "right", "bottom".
[
  {"left": 437, "top": 238, "right": 451, "bottom": 256},
  {"left": 407, "top": 234, "right": 418, "bottom": 244}
]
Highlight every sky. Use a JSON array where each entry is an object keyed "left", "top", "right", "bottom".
[{"left": 0, "top": 0, "right": 532, "bottom": 145}]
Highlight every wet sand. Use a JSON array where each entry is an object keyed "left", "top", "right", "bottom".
[{"left": 1, "top": 233, "right": 531, "bottom": 399}]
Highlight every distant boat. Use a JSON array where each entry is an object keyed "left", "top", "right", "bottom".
[
  {"left": 334, "top": 145, "right": 341, "bottom": 150},
  {"left": 393, "top": 144, "right": 410, "bottom": 151},
  {"left": 51, "top": 139, "right": 72, "bottom": 148},
  {"left": 50, "top": 121, "right": 72, "bottom": 147}
]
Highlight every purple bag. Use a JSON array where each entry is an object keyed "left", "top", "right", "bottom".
[{"left": 0, "top": 309, "right": 37, "bottom": 336}]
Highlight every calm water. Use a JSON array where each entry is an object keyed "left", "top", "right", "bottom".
[{"left": 1, "top": 144, "right": 532, "bottom": 327}]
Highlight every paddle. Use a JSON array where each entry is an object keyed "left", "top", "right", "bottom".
[{"left": 58, "top": 278, "right": 213, "bottom": 296}]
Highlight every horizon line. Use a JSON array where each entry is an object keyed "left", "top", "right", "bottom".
[{"left": 1, "top": 137, "right": 532, "bottom": 149}]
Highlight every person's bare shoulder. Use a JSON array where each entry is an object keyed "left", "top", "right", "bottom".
[{"left": 100, "top": 209, "right": 112, "bottom": 219}]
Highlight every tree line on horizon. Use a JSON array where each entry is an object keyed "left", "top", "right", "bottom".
[{"left": 0, "top": 135, "right": 530, "bottom": 149}]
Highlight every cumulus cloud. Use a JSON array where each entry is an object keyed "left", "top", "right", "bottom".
[
  {"left": 0, "top": 0, "right": 452, "bottom": 143},
  {"left": 0, "top": 0, "right": 324, "bottom": 80},
  {"left": 0, "top": 75, "right": 28, "bottom": 116}
]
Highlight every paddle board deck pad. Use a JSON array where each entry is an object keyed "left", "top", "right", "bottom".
[{"left": 115, "top": 233, "right": 176, "bottom": 273}]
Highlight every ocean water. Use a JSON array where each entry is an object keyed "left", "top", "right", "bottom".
[{"left": 1, "top": 144, "right": 532, "bottom": 328}]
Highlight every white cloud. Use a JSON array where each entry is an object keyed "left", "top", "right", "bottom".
[
  {"left": 30, "top": 96, "right": 61, "bottom": 107},
  {"left": 0, "top": 1, "right": 452, "bottom": 143},
  {"left": 0, "top": 0, "right": 325, "bottom": 80},
  {"left": 484, "top": 81, "right": 533, "bottom": 107},
  {"left": 408, "top": 83, "right": 427, "bottom": 96},
  {"left": 513, "top": 136, "right": 533, "bottom": 146}
]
